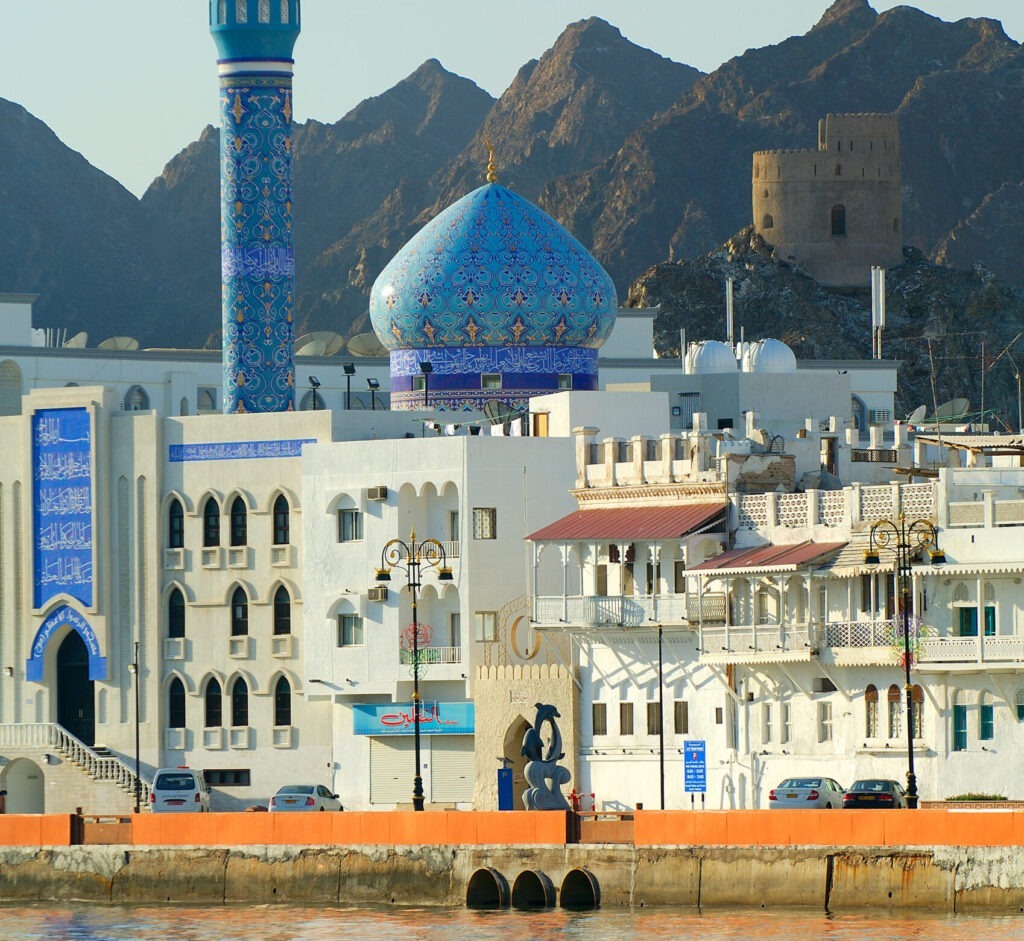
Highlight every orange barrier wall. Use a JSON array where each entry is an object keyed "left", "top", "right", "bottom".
[
  {"left": 634, "top": 809, "right": 1024, "bottom": 848},
  {"left": 0, "top": 814, "right": 73, "bottom": 846},
  {"left": 1, "top": 809, "right": 1019, "bottom": 849},
  {"left": 130, "top": 810, "right": 570, "bottom": 847}
]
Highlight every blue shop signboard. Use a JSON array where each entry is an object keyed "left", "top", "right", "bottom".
[
  {"left": 33, "top": 408, "right": 93, "bottom": 609},
  {"left": 353, "top": 701, "right": 475, "bottom": 736}
]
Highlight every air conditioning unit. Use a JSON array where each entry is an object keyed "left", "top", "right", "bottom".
[
  {"left": 367, "top": 486, "right": 388, "bottom": 501},
  {"left": 367, "top": 586, "right": 388, "bottom": 602}
]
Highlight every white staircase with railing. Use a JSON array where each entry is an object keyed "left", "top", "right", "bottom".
[{"left": 0, "top": 723, "right": 150, "bottom": 811}]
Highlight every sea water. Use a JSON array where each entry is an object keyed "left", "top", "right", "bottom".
[{"left": 2, "top": 905, "right": 1024, "bottom": 941}]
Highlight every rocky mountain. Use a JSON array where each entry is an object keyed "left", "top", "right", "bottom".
[
  {"left": 4, "top": 0, "right": 1024, "bottom": 369},
  {"left": 630, "top": 227, "right": 1024, "bottom": 427}
]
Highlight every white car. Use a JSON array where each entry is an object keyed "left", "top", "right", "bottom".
[
  {"left": 150, "top": 768, "right": 211, "bottom": 813},
  {"left": 268, "top": 784, "right": 343, "bottom": 812},
  {"left": 768, "top": 776, "right": 845, "bottom": 809}
]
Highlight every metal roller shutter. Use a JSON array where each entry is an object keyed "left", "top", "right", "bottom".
[
  {"left": 429, "top": 735, "right": 475, "bottom": 804},
  {"left": 369, "top": 737, "right": 415, "bottom": 805}
]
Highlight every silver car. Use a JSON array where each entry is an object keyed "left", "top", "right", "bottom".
[
  {"left": 768, "top": 776, "right": 845, "bottom": 809},
  {"left": 268, "top": 784, "right": 343, "bottom": 812}
]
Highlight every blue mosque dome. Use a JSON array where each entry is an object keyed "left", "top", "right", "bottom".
[{"left": 369, "top": 180, "right": 618, "bottom": 411}]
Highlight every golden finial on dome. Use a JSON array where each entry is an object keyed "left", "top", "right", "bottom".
[{"left": 484, "top": 137, "right": 498, "bottom": 184}]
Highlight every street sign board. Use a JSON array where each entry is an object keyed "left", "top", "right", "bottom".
[{"left": 684, "top": 740, "right": 706, "bottom": 793}]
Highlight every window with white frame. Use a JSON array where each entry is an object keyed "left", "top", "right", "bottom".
[
  {"left": 781, "top": 702, "right": 791, "bottom": 744},
  {"left": 474, "top": 611, "right": 497, "bottom": 642},
  {"left": 592, "top": 702, "right": 607, "bottom": 736},
  {"left": 472, "top": 507, "right": 496, "bottom": 540},
  {"left": 448, "top": 612, "right": 461, "bottom": 648},
  {"left": 337, "top": 614, "right": 363, "bottom": 647},
  {"left": 761, "top": 703, "right": 772, "bottom": 744},
  {"left": 338, "top": 508, "right": 363, "bottom": 542},
  {"left": 817, "top": 701, "right": 833, "bottom": 743}
]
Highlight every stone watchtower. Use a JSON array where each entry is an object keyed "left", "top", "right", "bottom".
[
  {"left": 752, "top": 113, "right": 902, "bottom": 287},
  {"left": 210, "top": 0, "right": 301, "bottom": 413}
]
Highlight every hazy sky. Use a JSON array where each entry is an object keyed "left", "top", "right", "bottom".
[{"left": 3, "top": 1, "right": 1021, "bottom": 197}]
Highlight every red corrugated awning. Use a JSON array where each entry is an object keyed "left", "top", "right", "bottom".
[
  {"left": 689, "top": 540, "right": 846, "bottom": 573},
  {"left": 527, "top": 503, "right": 726, "bottom": 541}
]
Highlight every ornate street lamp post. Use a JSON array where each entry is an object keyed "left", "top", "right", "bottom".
[
  {"left": 375, "top": 528, "right": 452, "bottom": 811},
  {"left": 864, "top": 514, "right": 944, "bottom": 809}
]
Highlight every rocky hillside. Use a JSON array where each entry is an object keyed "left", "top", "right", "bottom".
[
  {"left": 630, "top": 227, "right": 1024, "bottom": 427},
  {"left": 3, "top": 0, "right": 1024, "bottom": 364}
]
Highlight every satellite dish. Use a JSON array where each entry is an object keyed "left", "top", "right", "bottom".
[
  {"left": 98, "top": 336, "right": 139, "bottom": 351},
  {"left": 933, "top": 397, "right": 970, "bottom": 422},
  {"left": 906, "top": 405, "right": 927, "bottom": 423},
  {"left": 295, "top": 337, "right": 327, "bottom": 357},
  {"left": 63, "top": 331, "right": 88, "bottom": 349},
  {"left": 346, "top": 332, "right": 388, "bottom": 357},
  {"left": 295, "top": 330, "right": 347, "bottom": 356},
  {"left": 483, "top": 400, "right": 518, "bottom": 426}
]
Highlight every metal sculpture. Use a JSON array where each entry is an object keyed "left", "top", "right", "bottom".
[{"left": 522, "top": 703, "right": 572, "bottom": 810}]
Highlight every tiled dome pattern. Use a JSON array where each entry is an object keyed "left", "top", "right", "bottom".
[{"left": 369, "top": 184, "right": 617, "bottom": 352}]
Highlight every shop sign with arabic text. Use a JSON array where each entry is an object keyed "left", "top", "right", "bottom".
[{"left": 352, "top": 701, "right": 474, "bottom": 735}]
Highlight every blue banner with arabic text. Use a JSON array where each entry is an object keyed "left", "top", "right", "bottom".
[{"left": 353, "top": 701, "right": 475, "bottom": 736}]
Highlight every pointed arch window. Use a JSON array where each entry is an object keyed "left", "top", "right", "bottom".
[
  {"left": 231, "top": 677, "right": 249, "bottom": 726},
  {"left": 168, "top": 588, "right": 185, "bottom": 639},
  {"left": 205, "top": 679, "right": 223, "bottom": 728},
  {"left": 887, "top": 684, "right": 901, "bottom": 739},
  {"left": 230, "top": 497, "right": 247, "bottom": 547},
  {"left": 231, "top": 587, "right": 249, "bottom": 636},
  {"left": 910, "top": 685, "right": 924, "bottom": 739},
  {"left": 235, "top": 0, "right": 248, "bottom": 24},
  {"left": 273, "top": 494, "right": 290, "bottom": 545},
  {"left": 258, "top": 0, "right": 271, "bottom": 23},
  {"left": 124, "top": 385, "right": 149, "bottom": 411},
  {"left": 274, "top": 676, "right": 291, "bottom": 727},
  {"left": 864, "top": 684, "right": 878, "bottom": 738},
  {"left": 280, "top": 0, "right": 289, "bottom": 23},
  {"left": 168, "top": 499, "right": 184, "bottom": 549},
  {"left": 273, "top": 586, "right": 291, "bottom": 635},
  {"left": 168, "top": 678, "right": 186, "bottom": 729},
  {"left": 203, "top": 497, "right": 221, "bottom": 547}
]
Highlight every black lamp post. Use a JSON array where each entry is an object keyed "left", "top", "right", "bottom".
[
  {"left": 127, "top": 641, "right": 141, "bottom": 813},
  {"left": 375, "top": 528, "right": 452, "bottom": 811},
  {"left": 343, "top": 363, "right": 355, "bottom": 410},
  {"left": 419, "top": 361, "right": 433, "bottom": 409},
  {"left": 309, "top": 376, "right": 321, "bottom": 411},
  {"left": 864, "top": 514, "right": 944, "bottom": 809},
  {"left": 367, "top": 378, "right": 380, "bottom": 411}
]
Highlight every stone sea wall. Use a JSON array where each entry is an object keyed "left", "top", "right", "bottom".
[{"left": 2, "top": 843, "right": 1024, "bottom": 911}]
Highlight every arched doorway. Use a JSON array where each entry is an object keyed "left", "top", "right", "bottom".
[
  {"left": 502, "top": 717, "right": 531, "bottom": 810},
  {"left": 4, "top": 758, "right": 44, "bottom": 813},
  {"left": 57, "top": 632, "right": 95, "bottom": 745}
]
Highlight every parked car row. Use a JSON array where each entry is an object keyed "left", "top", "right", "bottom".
[
  {"left": 149, "top": 768, "right": 342, "bottom": 813},
  {"left": 768, "top": 777, "right": 908, "bottom": 809}
]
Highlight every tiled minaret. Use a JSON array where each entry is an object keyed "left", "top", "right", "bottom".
[{"left": 210, "top": 0, "right": 300, "bottom": 413}]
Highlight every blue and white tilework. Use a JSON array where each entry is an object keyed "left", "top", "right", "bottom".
[
  {"left": 219, "top": 75, "right": 296, "bottom": 413},
  {"left": 370, "top": 183, "right": 617, "bottom": 411}
]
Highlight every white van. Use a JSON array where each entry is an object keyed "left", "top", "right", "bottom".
[{"left": 150, "top": 767, "right": 211, "bottom": 813}]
